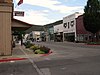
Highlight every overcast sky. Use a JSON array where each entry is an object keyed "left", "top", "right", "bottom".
[{"left": 13, "top": 0, "right": 87, "bottom": 25}]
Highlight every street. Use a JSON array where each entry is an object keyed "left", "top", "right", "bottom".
[{"left": 0, "top": 42, "right": 100, "bottom": 75}]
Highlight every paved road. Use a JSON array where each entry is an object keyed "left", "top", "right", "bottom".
[
  {"left": 0, "top": 42, "right": 100, "bottom": 75},
  {"left": 32, "top": 42, "right": 100, "bottom": 75},
  {"left": 0, "top": 60, "right": 39, "bottom": 75}
]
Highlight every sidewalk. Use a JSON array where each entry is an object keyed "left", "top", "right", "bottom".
[{"left": 0, "top": 45, "right": 38, "bottom": 62}]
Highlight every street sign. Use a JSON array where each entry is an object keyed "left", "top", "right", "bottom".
[{"left": 13, "top": 11, "right": 24, "bottom": 16}]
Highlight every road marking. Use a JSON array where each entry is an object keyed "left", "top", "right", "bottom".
[
  {"left": 41, "top": 68, "right": 51, "bottom": 75},
  {"left": 45, "top": 58, "right": 51, "bottom": 60},
  {"left": 61, "top": 67, "right": 66, "bottom": 70},
  {"left": 10, "top": 61, "right": 15, "bottom": 63},
  {"left": 19, "top": 46, "right": 44, "bottom": 75}
]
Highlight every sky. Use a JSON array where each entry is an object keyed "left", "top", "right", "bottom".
[{"left": 13, "top": 0, "right": 88, "bottom": 25}]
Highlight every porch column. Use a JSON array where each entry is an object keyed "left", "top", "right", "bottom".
[{"left": 0, "top": 3, "right": 13, "bottom": 55}]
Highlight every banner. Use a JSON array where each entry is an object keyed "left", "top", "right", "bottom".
[{"left": 17, "top": 0, "right": 23, "bottom": 6}]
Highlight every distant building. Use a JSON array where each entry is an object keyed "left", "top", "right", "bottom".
[
  {"left": 63, "top": 12, "right": 94, "bottom": 42},
  {"left": 54, "top": 23, "right": 63, "bottom": 42},
  {"left": 76, "top": 15, "right": 91, "bottom": 42},
  {"left": 44, "top": 20, "right": 63, "bottom": 42},
  {"left": 27, "top": 31, "right": 44, "bottom": 42},
  {"left": 63, "top": 12, "right": 83, "bottom": 42},
  {"left": 25, "top": 25, "right": 44, "bottom": 42}
]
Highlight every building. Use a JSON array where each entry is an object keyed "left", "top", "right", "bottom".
[
  {"left": 25, "top": 25, "right": 44, "bottom": 42},
  {"left": 27, "top": 31, "right": 44, "bottom": 42},
  {"left": 44, "top": 23, "right": 54, "bottom": 42},
  {"left": 63, "top": 12, "right": 93, "bottom": 42},
  {"left": 44, "top": 20, "right": 63, "bottom": 42},
  {"left": 54, "top": 23, "right": 63, "bottom": 42},
  {"left": 76, "top": 15, "right": 91, "bottom": 42},
  {"left": 0, "top": 0, "right": 32, "bottom": 55},
  {"left": 12, "top": 19, "right": 32, "bottom": 45},
  {"left": 0, "top": 0, "right": 13, "bottom": 55},
  {"left": 63, "top": 12, "right": 82, "bottom": 42}
]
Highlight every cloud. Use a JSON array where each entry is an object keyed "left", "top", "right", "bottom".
[
  {"left": 16, "top": 0, "right": 84, "bottom": 14},
  {"left": 14, "top": 0, "right": 84, "bottom": 25},
  {"left": 14, "top": 9, "right": 54, "bottom": 25}
]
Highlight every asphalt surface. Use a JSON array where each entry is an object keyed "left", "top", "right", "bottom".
[
  {"left": 33, "top": 42, "right": 100, "bottom": 75},
  {"left": 0, "top": 60, "right": 39, "bottom": 75},
  {"left": 0, "top": 42, "right": 100, "bottom": 75}
]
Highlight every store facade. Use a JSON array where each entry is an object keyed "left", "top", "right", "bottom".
[
  {"left": 63, "top": 12, "right": 91, "bottom": 42},
  {"left": 54, "top": 24, "right": 63, "bottom": 42},
  {"left": 63, "top": 12, "right": 82, "bottom": 42}
]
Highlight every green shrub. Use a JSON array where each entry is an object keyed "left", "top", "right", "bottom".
[
  {"left": 39, "top": 46, "right": 50, "bottom": 53},
  {"left": 30, "top": 45, "right": 40, "bottom": 51},
  {"left": 87, "top": 42, "right": 100, "bottom": 45},
  {"left": 25, "top": 41, "right": 33, "bottom": 48},
  {"left": 35, "top": 49, "right": 45, "bottom": 54}
]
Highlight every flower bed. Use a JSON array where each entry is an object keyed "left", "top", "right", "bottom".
[{"left": 24, "top": 41, "right": 51, "bottom": 54}]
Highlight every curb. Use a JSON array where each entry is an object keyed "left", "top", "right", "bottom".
[
  {"left": 41, "top": 50, "right": 53, "bottom": 57},
  {"left": 0, "top": 58, "right": 27, "bottom": 62},
  {"left": 85, "top": 44, "right": 100, "bottom": 46}
]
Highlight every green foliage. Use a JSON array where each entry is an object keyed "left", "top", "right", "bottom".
[
  {"left": 87, "top": 42, "right": 100, "bottom": 45},
  {"left": 28, "top": 44, "right": 51, "bottom": 54},
  {"left": 30, "top": 45, "right": 39, "bottom": 51},
  {"left": 39, "top": 46, "right": 50, "bottom": 53},
  {"left": 24, "top": 41, "right": 33, "bottom": 48},
  {"left": 34, "top": 49, "right": 45, "bottom": 54},
  {"left": 83, "top": 0, "right": 100, "bottom": 34}
]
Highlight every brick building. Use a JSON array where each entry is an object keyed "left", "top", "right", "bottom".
[{"left": 76, "top": 15, "right": 91, "bottom": 42}]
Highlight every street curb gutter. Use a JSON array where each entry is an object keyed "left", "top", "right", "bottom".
[{"left": 0, "top": 58, "right": 27, "bottom": 62}]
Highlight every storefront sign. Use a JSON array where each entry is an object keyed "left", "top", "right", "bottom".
[{"left": 13, "top": 11, "right": 24, "bottom": 16}]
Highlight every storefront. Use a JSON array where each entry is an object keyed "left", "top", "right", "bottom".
[
  {"left": 0, "top": 1, "right": 32, "bottom": 56},
  {"left": 64, "top": 33, "right": 75, "bottom": 42},
  {"left": 63, "top": 12, "right": 81, "bottom": 42}
]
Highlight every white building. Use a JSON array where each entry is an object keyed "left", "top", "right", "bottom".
[
  {"left": 63, "top": 12, "right": 82, "bottom": 42},
  {"left": 54, "top": 24, "right": 64, "bottom": 33},
  {"left": 54, "top": 23, "right": 63, "bottom": 42},
  {"left": 28, "top": 31, "right": 44, "bottom": 42}
]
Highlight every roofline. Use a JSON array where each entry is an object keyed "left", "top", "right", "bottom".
[
  {"left": 76, "top": 14, "right": 83, "bottom": 19},
  {"left": 12, "top": 18, "right": 33, "bottom": 26}
]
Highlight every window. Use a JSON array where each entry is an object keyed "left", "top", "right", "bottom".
[
  {"left": 70, "top": 20, "right": 74, "bottom": 27},
  {"left": 68, "top": 22, "right": 70, "bottom": 29},
  {"left": 63, "top": 23, "right": 67, "bottom": 28}
]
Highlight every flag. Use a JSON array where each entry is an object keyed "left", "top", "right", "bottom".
[{"left": 17, "top": 0, "right": 23, "bottom": 6}]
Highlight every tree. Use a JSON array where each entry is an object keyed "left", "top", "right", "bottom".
[{"left": 83, "top": 0, "right": 100, "bottom": 41}]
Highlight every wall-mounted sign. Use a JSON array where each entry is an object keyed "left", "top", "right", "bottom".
[{"left": 13, "top": 11, "right": 24, "bottom": 16}]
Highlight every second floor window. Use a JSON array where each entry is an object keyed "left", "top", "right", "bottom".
[
  {"left": 63, "top": 23, "right": 67, "bottom": 28},
  {"left": 68, "top": 22, "right": 70, "bottom": 29},
  {"left": 70, "top": 20, "right": 74, "bottom": 27}
]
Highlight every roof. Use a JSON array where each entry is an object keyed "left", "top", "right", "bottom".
[
  {"left": 12, "top": 18, "right": 33, "bottom": 27},
  {"left": 44, "top": 20, "right": 63, "bottom": 28},
  {"left": 25, "top": 25, "right": 44, "bottom": 33}
]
